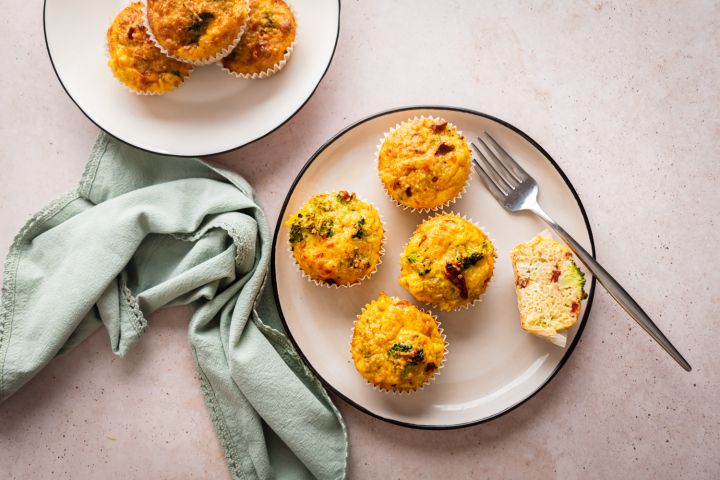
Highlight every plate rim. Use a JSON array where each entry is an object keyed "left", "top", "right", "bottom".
[
  {"left": 42, "top": 0, "right": 342, "bottom": 158},
  {"left": 271, "top": 105, "right": 597, "bottom": 430}
]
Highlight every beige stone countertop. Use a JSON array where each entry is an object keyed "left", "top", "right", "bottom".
[{"left": 1, "top": 1, "right": 718, "bottom": 478}]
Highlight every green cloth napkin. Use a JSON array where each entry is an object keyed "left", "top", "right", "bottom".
[{"left": 0, "top": 134, "right": 347, "bottom": 480}]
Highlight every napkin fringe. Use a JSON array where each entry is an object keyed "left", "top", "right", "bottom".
[
  {"left": 0, "top": 190, "right": 80, "bottom": 399},
  {"left": 171, "top": 221, "right": 247, "bottom": 266},
  {"left": 194, "top": 357, "right": 246, "bottom": 479},
  {"left": 121, "top": 283, "right": 148, "bottom": 337},
  {"left": 0, "top": 133, "right": 349, "bottom": 478}
]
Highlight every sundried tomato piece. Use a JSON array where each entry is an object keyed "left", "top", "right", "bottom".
[
  {"left": 444, "top": 261, "right": 468, "bottom": 299},
  {"left": 431, "top": 121, "right": 448, "bottom": 133},
  {"left": 435, "top": 143, "right": 455, "bottom": 156}
]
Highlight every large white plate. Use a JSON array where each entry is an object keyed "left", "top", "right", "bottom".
[
  {"left": 272, "top": 107, "right": 596, "bottom": 428},
  {"left": 44, "top": 0, "right": 340, "bottom": 156}
]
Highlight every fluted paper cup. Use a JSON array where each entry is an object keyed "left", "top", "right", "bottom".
[
  {"left": 286, "top": 193, "right": 386, "bottom": 289},
  {"left": 350, "top": 299, "right": 448, "bottom": 394},
  {"left": 376, "top": 116, "right": 472, "bottom": 213},
  {"left": 398, "top": 211, "right": 497, "bottom": 312},
  {"left": 143, "top": 0, "right": 250, "bottom": 66}
]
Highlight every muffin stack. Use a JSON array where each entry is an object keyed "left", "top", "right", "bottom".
[{"left": 106, "top": 0, "right": 296, "bottom": 95}]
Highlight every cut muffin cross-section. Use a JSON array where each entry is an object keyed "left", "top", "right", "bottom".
[{"left": 510, "top": 232, "right": 587, "bottom": 347}]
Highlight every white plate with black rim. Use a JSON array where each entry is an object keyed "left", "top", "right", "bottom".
[
  {"left": 272, "top": 106, "right": 596, "bottom": 429},
  {"left": 43, "top": 0, "right": 340, "bottom": 157}
]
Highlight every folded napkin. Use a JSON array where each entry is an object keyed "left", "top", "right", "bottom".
[{"left": 0, "top": 134, "right": 347, "bottom": 479}]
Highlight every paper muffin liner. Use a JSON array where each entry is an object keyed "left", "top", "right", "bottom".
[
  {"left": 350, "top": 300, "right": 448, "bottom": 394},
  {"left": 105, "top": 5, "right": 194, "bottom": 96},
  {"left": 375, "top": 116, "right": 473, "bottom": 214},
  {"left": 220, "top": 41, "right": 295, "bottom": 79},
  {"left": 399, "top": 211, "right": 498, "bottom": 312},
  {"left": 287, "top": 193, "right": 386, "bottom": 289},
  {"left": 219, "top": 1, "right": 297, "bottom": 79},
  {"left": 142, "top": 0, "right": 250, "bottom": 66}
]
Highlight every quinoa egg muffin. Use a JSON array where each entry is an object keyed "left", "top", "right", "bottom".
[
  {"left": 221, "top": 0, "right": 296, "bottom": 77},
  {"left": 399, "top": 214, "right": 495, "bottom": 311},
  {"left": 285, "top": 191, "right": 384, "bottom": 286},
  {"left": 378, "top": 117, "right": 471, "bottom": 210},
  {"left": 351, "top": 293, "right": 445, "bottom": 392},
  {"left": 106, "top": 3, "right": 192, "bottom": 94},
  {"left": 510, "top": 232, "right": 587, "bottom": 347},
  {"left": 145, "top": 0, "right": 249, "bottom": 64}
]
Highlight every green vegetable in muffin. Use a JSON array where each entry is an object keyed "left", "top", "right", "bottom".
[
  {"left": 289, "top": 223, "right": 303, "bottom": 243},
  {"left": 187, "top": 12, "right": 214, "bottom": 44},
  {"left": 559, "top": 259, "right": 586, "bottom": 291},
  {"left": 387, "top": 343, "right": 413, "bottom": 356},
  {"left": 460, "top": 251, "right": 484, "bottom": 270},
  {"left": 352, "top": 218, "right": 366, "bottom": 239}
]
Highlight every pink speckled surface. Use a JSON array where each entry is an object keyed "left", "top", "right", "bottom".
[{"left": 1, "top": 1, "right": 719, "bottom": 478}]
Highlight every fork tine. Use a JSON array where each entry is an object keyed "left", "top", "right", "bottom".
[
  {"left": 475, "top": 137, "right": 518, "bottom": 193},
  {"left": 482, "top": 132, "right": 529, "bottom": 182},
  {"left": 472, "top": 158, "right": 508, "bottom": 199},
  {"left": 471, "top": 143, "right": 511, "bottom": 195},
  {"left": 476, "top": 136, "right": 519, "bottom": 188}
]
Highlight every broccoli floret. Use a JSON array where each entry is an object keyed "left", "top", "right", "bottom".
[
  {"left": 387, "top": 343, "right": 413, "bottom": 356},
  {"left": 352, "top": 218, "right": 366, "bottom": 239},
  {"left": 461, "top": 252, "right": 484, "bottom": 269},
  {"left": 319, "top": 219, "right": 334, "bottom": 238},
  {"left": 263, "top": 11, "right": 276, "bottom": 28},
  {"left": 388, "top": 343, "right": 424, "bottom": 366},
  {"left": 289, "top": 223, "right": 303, "bottom": 243},
  {"left": 406, "top": 253, "right": 418, "bottom": 264},
  {"left": 187, "top": 12, "right": 214, "bottom": 44},
  {"left": 408, "top": 348, "right": 424, "bottom": 366},
  {"left": 559, "top": 259, "right": 586, "bottom": 291}
]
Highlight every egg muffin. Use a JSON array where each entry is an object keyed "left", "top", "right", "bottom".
[
  {"left": 378, "top": 117, "right": 471, "bottom": 211},
  {"left": 510, "top": 232, "right": 587, "bottom": 347},
  {"left": 351, "top": 293, "right": 445, "bottom": 392},
  {"left": 399, "top": 214, "right": 495, "bottom": 311},
  {"left": 221, "top": 0, "right": 296, "bottom": 78},
  {"left": 285, "top": 191, "right": 384, "bottom": 286},
  {"left": 145, "top": 0, "right": 249, "bottom": 64},
  {"left": 107, "top": 3, "right": 193, "bottom": 94}
]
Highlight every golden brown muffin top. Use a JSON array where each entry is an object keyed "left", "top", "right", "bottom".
[
  {"left": 378, "top": 117, "right": 471, "bottom": 210},
  {"left": 351, "top": 293, "right": 445, "bottom": 392},
  {"left": 284, "top": 191, "right": 384, "bottom": 286},
  {"left": 222, "top": 0, "right": 296, "bottom": 75},
  {"left": 399, "top": 214, "right": 495, "bottom": 311},
  {"left": 146, "top": 0, "right": 249, "bottom": 63},
  {"left": 107, "top": 2, "right": 192, "bottom": 94}
]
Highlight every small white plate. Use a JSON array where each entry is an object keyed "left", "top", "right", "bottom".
[
  {"left": 272, "top": 107, "right": 597, "bottom": 429},
  {"left": 44, "top": 0, "right": 340, "bottom": 156}
]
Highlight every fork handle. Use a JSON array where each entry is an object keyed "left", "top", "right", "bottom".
[{"left": 530, "top": 206, "right": 692, "bottom": 372}]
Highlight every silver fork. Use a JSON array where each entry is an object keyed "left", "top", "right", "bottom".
[{"left": 472, "top": 132, "right": 691, "bottom": 371}]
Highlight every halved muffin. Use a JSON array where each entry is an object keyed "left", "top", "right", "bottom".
[
  {"left": 510, "top": 232, "right": 587, "bottom": 347},
  {"left": 145, "top": 0, "right": 249, "bottom": 64},
  {"left": 351, "top": 293, "right": 445, "bottom": 392},
  {"left": 285, "top": 191, "right": 384, "bottom": 286},
  {"left": 399, "top": 214, "right": 495, "bottom": 311},
  {"left": 107, "top": 2, "right": 192, "bottom": 94},
  {"left": 221, "top": 0, "right": 296, "bottom": 78},
  {"left": 378, "top": 117, "right": 471, "bottom": 210}
]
